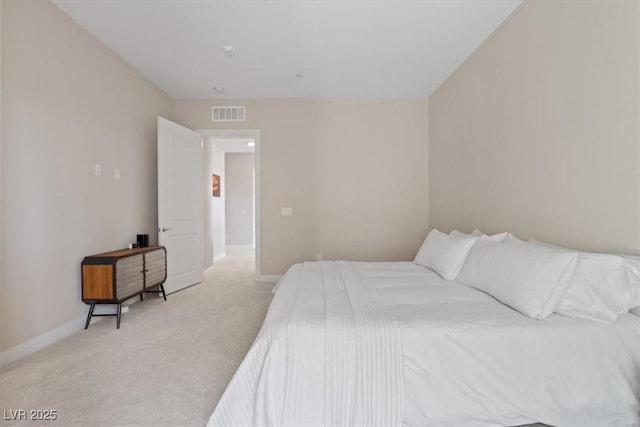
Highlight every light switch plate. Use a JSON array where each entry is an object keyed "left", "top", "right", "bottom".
[
  {"left": 115, "top": 169, "right": 121, "bottom": 180},
  {"left": 94, "top": 164, "right": 101, "bottom": 176}
]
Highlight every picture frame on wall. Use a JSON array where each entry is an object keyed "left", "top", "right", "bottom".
[{"left": 212, "top": 173, "right": 221, "bottom": 197}]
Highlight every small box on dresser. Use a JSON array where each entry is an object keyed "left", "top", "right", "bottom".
[{"left": 82, "top": 246, "right": 167, "bottom": 329}]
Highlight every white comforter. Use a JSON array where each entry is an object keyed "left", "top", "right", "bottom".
[{"left": 209, "top": 261, "right": 640, "bottom": 427}]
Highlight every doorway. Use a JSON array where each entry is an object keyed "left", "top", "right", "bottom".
[{"left": 199, "top": 129, "right": 260, "bottom": 276}]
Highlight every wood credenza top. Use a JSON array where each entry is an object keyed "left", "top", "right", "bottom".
[{"left": 87, "top": 246, "right": 165, "bottom": 259}]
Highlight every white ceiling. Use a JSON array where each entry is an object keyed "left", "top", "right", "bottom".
[{"left": 52, "top": 0, "right": 522, "bottom": 99}]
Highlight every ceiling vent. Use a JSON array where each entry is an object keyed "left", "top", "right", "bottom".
[{"left": 212, "top": 106, "right": 246, "bottom": 122}]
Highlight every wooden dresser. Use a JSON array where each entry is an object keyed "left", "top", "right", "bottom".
[{"left": 82, "top": 246, "right": 167, "bottom": 329}]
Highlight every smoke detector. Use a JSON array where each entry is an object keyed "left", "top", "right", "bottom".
[{"left": 222, "top": 45, "right": 234, "bottom": 57}]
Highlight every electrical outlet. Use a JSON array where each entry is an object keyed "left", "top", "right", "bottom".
[
  {"left": 281, "top": 207, "right": 293, "bottom": 216},
  {"left": 317, "top": 254, "right": 323, "bottom": 261},
  {"left": 94, "top": 164, "right": 102, "bottom": 177},
  {"left": 114, "top": 168, "right": 121, "bottom": 180}
]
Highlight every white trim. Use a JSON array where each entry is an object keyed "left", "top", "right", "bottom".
[
  {"left": 257, "top": 275, "right": 282, "bottom": 283},
  {"left": 0, "top": 315, "right": 86, "bottom": 368},
  {"left": 197, "top": 129, "right": 261, "bottom": 278},
  {"left": 214, "top": 252, "right": 227, "bottom": 262},
  {"left": 0, "top": 300, "right": 146, "bottom": 367}
]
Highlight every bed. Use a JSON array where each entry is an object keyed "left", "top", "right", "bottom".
[{"left": 208, "top": 234, "right": 640, "bottom": 427}]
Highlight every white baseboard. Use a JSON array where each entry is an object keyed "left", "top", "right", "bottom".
[
  {"left": 0, "top": 314, "right": 87, "bottom": 368},
  {"left": 256, "top": 275, "right": 282, "bottom": 283},
  {"left": 214, "top": 253, "right": 226, "bottom": 262}
]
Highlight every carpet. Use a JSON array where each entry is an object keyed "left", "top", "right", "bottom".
[{"left": 0, "top": 246, "right": 272, "bottom": 426}]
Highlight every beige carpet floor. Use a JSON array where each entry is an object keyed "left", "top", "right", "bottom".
[{"left": 1, "top": 246, "right": 273, "bottom": 426}]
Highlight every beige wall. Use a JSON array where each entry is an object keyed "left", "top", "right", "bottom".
[
  {"left": 311, "top": 100, "right": 429, "bottom": 261},
  {"left": 429, "top": 0, "right": 640, "bottom": 254},
  {"left": 172, "top": 99, "right": 429, "bottom": 274},
  {"left": 225, "top": 153, "right": 254, "bottom": 246},
  {"left": 0, "top": 0, "right": 4, "bottom": 354},
  {"left": 1, "top": 0, "right": 171, "bottom": 352}
]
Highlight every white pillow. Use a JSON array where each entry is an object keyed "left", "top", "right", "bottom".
[
  {"left": 503, "top": 233, "right": 527, "bottom": 245},
  {"left": 528, "top": 239, "right": 623, "bottom": 322},
  {"left": 457, "top": 239, "right": 578, "bottom": 319},
  {"left": 469, "top": 229, "right": 508, "bottom": 242},
  {"left": 450, "top": 230, "right": 475, "bottom": 239},
  {"left": 612, "top": 256, "right": 640, "bottom": 312},
  {"left": 414, "top": 229, "right": 479, "bottom": 281},
  {"left": 555, "top": 252, "right": 622, "bottom": 322}
]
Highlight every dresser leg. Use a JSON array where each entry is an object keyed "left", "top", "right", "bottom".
[
  {"left": 84, "top": 303, "right": 95, "bottom": 329},
  {"left": 116, "top": 303, "right": 122, "bottom": 329},
  {"left": 160, "top": 284, "right": 167, "bottom": 301},
  {"left": 140, "top": 292, "right": 144, "bottom": 302}
]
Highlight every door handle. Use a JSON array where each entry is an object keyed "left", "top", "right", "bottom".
[{"left": 160, "top": 227, "right": 173, "bottom": 232}]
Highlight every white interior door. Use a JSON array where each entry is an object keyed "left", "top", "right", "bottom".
[{"left": 158, "top": 117, "right": 204, "bottom": 294}]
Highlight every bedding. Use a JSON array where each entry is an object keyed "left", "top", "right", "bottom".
[
  {"left": 470, "top": 229, "right": 509, "bottom": 241},
  {"left": 528, "top": 238, "right": 630, "bottom": 322},
  {"left": 414, "top": 229, "right": 478, "bottom": 280},
  {"left": 457, "top": 238, "right": 577, "bottom": 319},
  {"left": 505, "top": 235, "right": 640, "bottom": 321},
  {"left": 208, "top": 261, "right": 640, "bottom": 427}
]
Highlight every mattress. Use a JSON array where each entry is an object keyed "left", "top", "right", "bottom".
[{"left": 209, "top": 261, "right": 640, "bottom": 426}]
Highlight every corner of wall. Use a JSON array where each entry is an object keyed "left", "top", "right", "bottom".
[{"left": 424, "top": 97, "right": 430, "bottom": 234}]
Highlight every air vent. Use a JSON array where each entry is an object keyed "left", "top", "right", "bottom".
[{"left": 212, "top": 106, "right": 246, "bottom": 122}]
